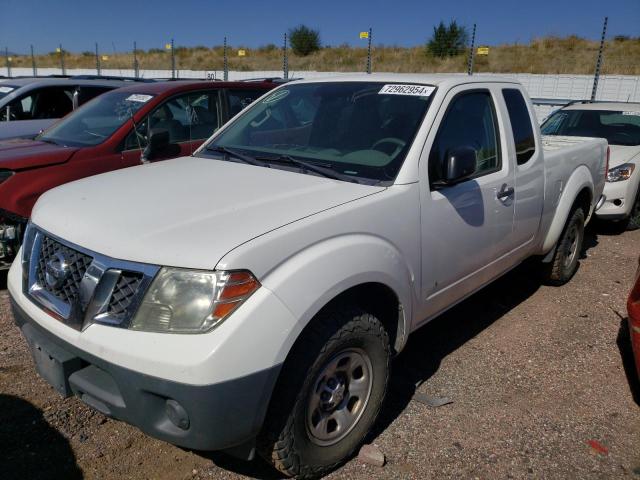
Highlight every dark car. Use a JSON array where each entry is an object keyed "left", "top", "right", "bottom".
[
  {"left": 0, "top": 76, "right": 147, "bottom": 140},
  {"left": 0, "top": 80, "right": 276, "bottom": 268}
]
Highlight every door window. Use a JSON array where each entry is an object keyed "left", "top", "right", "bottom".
[
  {"left": 429, "top": 91, "right": 500, "bottom": 185},
  {"left": 124, "top": 91, "right": 222, "bottom": 150},
  {"left": 1, "top": 87, "right": 74, "bottom": 121}
]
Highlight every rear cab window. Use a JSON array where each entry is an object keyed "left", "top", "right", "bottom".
[{"left": 502, "top": 88, "right": 536, "bottom": 165}]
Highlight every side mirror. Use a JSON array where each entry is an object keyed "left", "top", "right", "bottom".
[
  {"left": 142, "top": 128, "right": 170, "bottom": 162},
  {"left": 443, "top": 146, "right": 477, "bottom": 184}
]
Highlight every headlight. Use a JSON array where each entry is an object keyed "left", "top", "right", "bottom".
[
  {"left": 607, "top": 163, "right": 635, "bottom": 182},
  {"left": 130, "top": 268, "right": 260, "bottom": 333},
  {"left": 0, "top": 170, "right": 14, "bottom": 184}
]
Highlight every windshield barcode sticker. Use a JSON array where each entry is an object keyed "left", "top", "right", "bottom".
[
  {"left": 379, "top": 84, "right": 435, "bottom": 97},
  {"left": 0, "top": 86, "right": 15, "bottom": 93},
  {"left": 622, "top": 111, "right": 640, "bottom": 116},
  {"left": 126, "top": 94, "right": 153, "bottom": 103}
]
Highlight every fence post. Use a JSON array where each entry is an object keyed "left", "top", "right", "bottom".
[
  {"left": 133, "top": 41, "right": 139, "bottom": 78},
  {"left": 283, "top": 32, "right": 289, "bottom": 79},
  {"left": 591, "top": 16, "right": 608, "bottom": 101},
  {"left": 366, "top": 28, "right": 372, "bottom": 74},
  {"left": 31, "top": 44, "right": 37, "bottom": 76},
  {"left": 4, "top": 48, "right": 11, "bottom": 78},
  {"left": 59, "top": 43, "right": 66, "bottom": 75},
  {"left": 467, "top": 23, "right": 477, "bottom": 75},
  {"left": 223, "top": 37, "right": 228, "bottom": 81},
  {"left": 170, "top": 38, "right": 176, "bottom": 79},
  {"left": 95, "top": 42, "right": 101, "bottom": 75}
]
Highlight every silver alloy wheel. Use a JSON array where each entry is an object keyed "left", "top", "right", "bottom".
[
  {"left": 564, "top": 223, "right": 580, "bottom": 269},
  {"left": 306, "top": 348, "right": 373, "bottom": 446}
]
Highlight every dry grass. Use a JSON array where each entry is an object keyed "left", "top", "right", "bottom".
[{"left": 7, "top": 36, "right": 640, "bottom": 75}]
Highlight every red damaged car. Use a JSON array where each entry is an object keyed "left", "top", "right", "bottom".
[
  {"left": 0, "top": 80, "right": 276, "bottom": 268},
  {"left": 628, "top": 256, "right": 640, "bottom": 379}
]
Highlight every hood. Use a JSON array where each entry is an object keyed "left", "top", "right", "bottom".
[
  {"left": 0, "top": 137, "right": 79, "bottom": 170},
  {"left": 32, "top": 156, "right": 385, "bottom": 269},
  {"left": 608, "top": 145, "right": 640, "bottom": 169},
  {"left": 0, "top": 119, "right": 56, "bottom": 142}
]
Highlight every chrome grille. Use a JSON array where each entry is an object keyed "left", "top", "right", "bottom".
[
  {"left": 35, "top": 235, "right": 93, "bottom": 304},
  {"left": 22, "top": 224, "right": 159, "bottom": 330},
  {"left": 107, "top": 272, "right": 143, "bottom": 320}
]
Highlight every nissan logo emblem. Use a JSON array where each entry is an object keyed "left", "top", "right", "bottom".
[{"left": 45, "top": 251, "right": 70, "bottom": 289}]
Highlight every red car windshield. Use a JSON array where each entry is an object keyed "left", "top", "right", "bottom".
[{"left": 38, "top": 91, "right": 155, "bottom": 147}]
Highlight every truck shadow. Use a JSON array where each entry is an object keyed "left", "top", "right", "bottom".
[
  {"left": 370, "top": 260, "right": 543, "bottom": 441},
  {"left": 0, "top": 270, "right": 7, "bottom": 290},
  {"left": 0, "top": 394, "right": 83, "bottom": 480}
]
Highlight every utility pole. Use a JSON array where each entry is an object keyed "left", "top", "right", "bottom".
[
  {"left": 30, "top": 44, "right": 37, "bottom": 76},
  {"left": 467, "top": 23, "right": 477, "bottom": 75},
  {"left": 283, "top": 32, "right": 289, "bottom": 79},
  {"left": 591, "top": 16, "right": 608, "bottom": 101},
  {"left": 133, "top": 41, "right": 139, "bottom": 78},
  {"left": 95, "top": 42, "right": 101, "bottom": 75},
  {"left": 223, "top": 37, "right": 228, "bottom": 81},
  {"left": 59, "top": 43, "right": 66, "bottom": 75},
  {"left": 366, "top": 27, "right": 373, "bottom": 74}
]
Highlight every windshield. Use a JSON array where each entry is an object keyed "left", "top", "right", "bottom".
[
  {"left": 39, "top": 91, "right": 155, "bottom": 146},
  {"left": 201, "top": 81, "right": 435, "bottom": 182},
  {"left": 0, "top": 85, "right": 18, "bottom": 101},
  {"left": 541, "top": 109, "right": 640, "bottom": 146}
]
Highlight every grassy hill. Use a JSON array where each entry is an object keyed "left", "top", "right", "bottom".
[{"left": 7, "top": 36, "right": 640, "bottom": 75}]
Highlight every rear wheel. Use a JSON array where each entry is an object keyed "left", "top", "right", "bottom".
[
  {"left": 258, "top": 305, "right": 390, "bottom": 479},
  {"left": 542, "top": 207, "right": 585, "bottom": 286}
]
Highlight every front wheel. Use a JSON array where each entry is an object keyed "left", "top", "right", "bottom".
[
  {"left": 258, "top": 305, "right": 391, "bottom": 479},
  {"left": 542, "top": 207, "right": 585, "bottom": 286}
]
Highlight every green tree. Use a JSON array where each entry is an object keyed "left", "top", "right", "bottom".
[
  {"left": 427, "top": 20, "right": 468, "bottom": 58},
  {"left": 289, "top": 25, "right": 321, "bottom": 56}
]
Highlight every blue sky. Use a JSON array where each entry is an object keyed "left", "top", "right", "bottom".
[{"left": 0, "top": 0, "right": 638, "bottom": 53}]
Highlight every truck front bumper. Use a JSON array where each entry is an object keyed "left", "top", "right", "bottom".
[{"left": 11, "top": 296, "right": 281, "bottom": 454}]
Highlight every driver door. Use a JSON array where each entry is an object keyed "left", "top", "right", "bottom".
[{"left": 419, "top": 86, "right": 515, "bottom": 321}]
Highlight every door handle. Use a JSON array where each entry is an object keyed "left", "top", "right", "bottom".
[{"left": 497, "top": 184, "right": 515, "bottom": 200}]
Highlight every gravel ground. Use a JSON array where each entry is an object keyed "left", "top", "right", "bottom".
[{"left": 1, "top": 224, "right": 639, "bottom": 480}]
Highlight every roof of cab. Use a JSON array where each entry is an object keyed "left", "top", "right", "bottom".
[
  {"left": 111, "top": 80, "right": 277, "bottom": 96},
  {"left": 287, "top": 73, "right": 522, "bottom": 87},
  {"left": 0, "top": 77, "right": 138, "bottom": 88}
]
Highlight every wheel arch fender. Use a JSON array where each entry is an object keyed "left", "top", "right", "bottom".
[
  {"left": 260, "top": 233, "right": 416, "bottom": 362},
  {"left": 542, "top": 165, "right": 594, "bottom": 254}
]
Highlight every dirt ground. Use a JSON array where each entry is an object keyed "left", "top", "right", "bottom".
[{"left": 1, "top": 224, "right": 639, "bottom": 480}]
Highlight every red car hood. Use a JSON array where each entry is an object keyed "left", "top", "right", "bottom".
[{"left": 0, "top": 138, "right": 79, "bottom": 170}]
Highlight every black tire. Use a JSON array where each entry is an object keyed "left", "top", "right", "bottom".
[
  {"left": 542, "top": 207, "right": 585, "bottom": 286},
  {"left": 257, "top": 305, "right": 391, "bottom": 479},
  {"left": 624, "top": 190, "right": 640, "bottom": 231}
]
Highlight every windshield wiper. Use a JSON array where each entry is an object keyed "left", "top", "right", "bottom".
[
  {"left": 206, "top": 145, "right": 268, "bottom": 167},
  {"left": 256, "top": 154, "right": 359, "bottom": 183},
  {"left": 37, "top": 137, "right": 59, "bottom": 146}
]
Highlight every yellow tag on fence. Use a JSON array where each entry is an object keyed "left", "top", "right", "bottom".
[
  {"left": 477, "top": 46, "right": 490, "bottom": 55},
  {"left": 238, "top": 49, "right": 246, "bottom": 56},
  {"left": 360, "top": 31, "right": 369, "bottom": 39}
]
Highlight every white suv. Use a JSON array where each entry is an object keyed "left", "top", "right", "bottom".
[{"left": 542, "top": 101, "right": 640, "bottom": 230}]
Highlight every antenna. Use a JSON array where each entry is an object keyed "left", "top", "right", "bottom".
[{"left": 128, "top": 106, "right": 145, "bottom": 163}]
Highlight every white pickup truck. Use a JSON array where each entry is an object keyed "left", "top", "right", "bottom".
[{"left": 9, "top": 75, "right": 607, "bottom": 479}]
